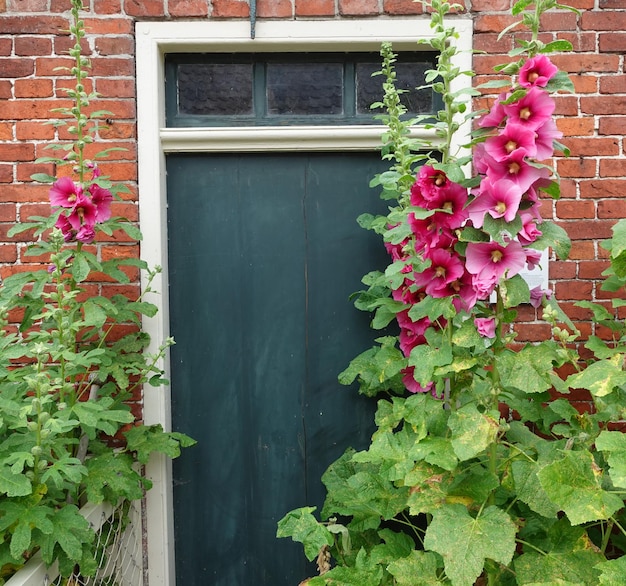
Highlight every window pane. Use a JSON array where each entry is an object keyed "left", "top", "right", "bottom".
[
  {"left": 177, "top": 63, "right": 254, "bottom": 116},
  {"left": 266, "top": 63, "right": 343, "bottom": 115},
  {"left": 356, "top": 62, "right": 433, "bottom": 115}
]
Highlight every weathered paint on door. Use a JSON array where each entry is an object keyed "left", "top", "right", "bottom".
[{"left": 166, "top": 152, "right": 389, "bottom": 585}]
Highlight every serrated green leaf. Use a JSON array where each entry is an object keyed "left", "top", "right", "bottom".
[
  {"left": 276, "top": 507, "right": 333, "bottom": 562},
  {"left": 566, "top": 354, "right": 626, "bottom": 397},
  {"left": 83, "top": 452, "right": 145, "bottom": 503},
  {"left": 448, "top": 404, "right": 499, "bottom": 461},
  {"left": 538, "top": 450, "right": 623, "bottom": 525},
  {"left": 512, "top": 460, "right": 560, "bottom": 518},
  {"left": 30, "top": 173, "right": 56, "bottom": 183},
  {"left": 0, "top": 467, "right": 32, "bottom": 497},
  {"left": 533, "top": 220, "right": 571, "bottom": 259},
  {"left": 515, "top": 550, "right": 603, "bottom": 585},
  {"left": 499, "top": 344, "right": 557, "bottom": 394},
  {"left": 597, "top": 556, "right": 626, "bottom": 585},
  {"left": 424, "top": 504, "right": 516, "bottom": 586},
  {"left": 596, "top": 431, "right": 626, "bottom": 489},
  {"left": 541, "top": 40, "right": 573, "bottom": 53},
  {"left": 388, "top": 550, "right": 444, "bottom": 585},
  {"left": 545, "top": 70, "right": 575, "bottom": 94},
  {"left": 71, "top": 253, "right": 91, "bottom": 283},
  {"left": 124, "top": 424, "right": 196, "bottom": 465}
]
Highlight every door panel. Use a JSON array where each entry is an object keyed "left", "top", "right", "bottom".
[{"left": 166, "top": 152, "right": 389, "bottom": 585}]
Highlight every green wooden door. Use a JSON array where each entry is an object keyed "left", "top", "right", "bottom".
[{"left": 166, "top": 151, "right": 389, "bottom": 585}]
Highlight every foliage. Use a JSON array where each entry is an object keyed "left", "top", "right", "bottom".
[
  {"left": 278, "top": 0, "right": 626, "bottom": 584},
  {"left": 0, "top": 1, "right": 194, "bottom": 581}
]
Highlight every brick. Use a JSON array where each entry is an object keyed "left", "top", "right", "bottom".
[
  {"left": 211, "top": 0, "right": 249, "bottom": 17},
  {"left": 14, "top": 36, "right": 52, "bottom": 56},
  {"left": 55, "top": 77, "right": 94, "bottom": 97},
  {"left": 470, "top": 0, "right": 510, "bottom": 9},
  {"left": 569, "top": 240, "right": 595, "bottom": 260},
  {"left": 558, "top": 219, "right": 613, "bottom": 239},
  {"left": 0, "top": 123, "right": 12, "bottom": 140},
  {"left": 0, "top": 57, "right": 34, "bottom": 78},
  {"left": 14, "top": 78, "right": 54, "bottom": 98},
  {"left": 257, "top": 0, "right": 292, "bottom": 16},
  {"left": 562, "top": 0, "right": 594, "bottom": 8},
  {"left": 93, "top": 36, "right": 134, "bottom": 57},
  {"left": 600, "top": 33, "right": 626, "bottom": 53},
  {"left": 556, "top": 117, "right": 595, "bottom": 137},
  {"left": 599, "top": 74, "right": 626, "bottom": 94},
  {"left": 474, "top": 14, "right": 520, "bottom": 33},
  {"left": 581, "top": 11, "right": 626, "bottom": 31},
  {"left": 98, "top": 121, "right": 136, "bottom": 140},
  {"left": 556, "top": 200, "right": 595, "bottom": 219},
  {"left": 93, "top": 0, "right": 122, "bottom": 14},
  {"left": 0, "top": 203, "right": 16, "bottom": 222},
  {"left": 15, "top": 121, "right": 54, "bottom": 140},
  {"left": 0, "top": 16, "right": 68, "bottom": 34},
  {"left": 0, "top": 0, "right": 5, "bottom": 11},
  {"left": 82, "top": 18, "right": 133, "bottom": 35},
  {"left": 90, "top": 57, "right": 134, "bottom": 77},
  {"left": 599, "top": 158, "right": 626, "bottom": 177},
  {"left": 598, "top": 116, "right": 626, "bottom": 135},
  {"left": 473, "top": 33, "right": 512, "bottom": 54},
  {"left": 557, "top": 157, "right": 596, "bottom": 179},
  {"left": 0, "top": 143, "right": 34, "bottom": 162},
  {"left": 0, "top": 163, "right": 12, "bottom": 183},
  {"left": 2, "top": 99, "right": 72, "bottom": 120},
  {"left": 0, "top": 80, "right": 11, "bottom": 99},
  {"left": 95, "top": 78, "right": 135, "bottom": 99},
  {"left": 84, "top": 140, "right": 136, "bottom": 160},
  {"left": 35, "top": 57, "right": 74, "bottom": 77},
  {"left": 168, "top": 0, "right": 209, "bottom": 16},
  {"left": 565, "top": 137, "right": 619, "bottom": 157},
  {"left": 383, "top": 0, "right": 423, "bottom": 14},
  {"left": 295, "top": 0, "right": 334, "bottom": 15},
  {"left": 582, "top": 96, "right": 626, "bottom": 115},
  {"left": 54, "top": 36, "right": 90, "bottom": 57},
  {"left": 123, "top": 0, "right": 165, "bottom": 16},
  {"left": 540, "top": 12, "right": 579, "bottom": 31},
  {"left": 559, "top": 32, "right": 597, "bottom": 52},
  {"left": 600, "top": 0, "right": 626, "bottom": 6},
  {"left": 579, "top": 260, "right": 611, "bottom": 280},
  {"left": 554, "top": 279, "right": 594, "bottom": 300},
  {"left": 598, "top": 198, "right": 626, "bottom": 219},
  {"left": 580, "top": 179, "right": 626, "bottom": 199},
  {"left": 16, "top": 161, "right": 55, "bottom": 182},
  {"left": 0, "top": 38, "right": 11, "bottom": 56},
  {"left": 0, "top": 183, "right": 49, "bottom": 203},
  {"left": 570, "top": 74, "right": 597, "bottom": 94},
  {"left": 549, "top": 260, "right": 577, "bottom": 279},
  {"left": 9, "top": 0, "right": 48, "bottom": 10},
  {"left": 339, "top": 0, "right": 379, "bottom": 16},
  {"left": 0, "top": 245, "right": 17, "bottom": 263},
  {"left": 552, "top": 54, "right": 620, "bottom": 74}
]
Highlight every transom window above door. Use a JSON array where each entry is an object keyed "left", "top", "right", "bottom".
[{"left": 165, "top": 52, "right": 439, "bottom": 127}]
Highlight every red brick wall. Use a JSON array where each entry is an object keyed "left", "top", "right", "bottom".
[{"left": 0, "top": 0, "right": 624, "bottom": 373}]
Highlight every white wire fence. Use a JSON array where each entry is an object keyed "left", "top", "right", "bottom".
[{"left": 5, "top": 500, "right": 143, "bottom": 586}]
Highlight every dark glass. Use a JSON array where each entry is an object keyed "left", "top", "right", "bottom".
[
  {"left": 177, "top": 63, "right": 254, "bottom": 116},
  {"left": 356, "top": 61, "right": 433, "bottom": 114},
  {"left": 266, "top": 62, "right": 343, "bottom": 115}
]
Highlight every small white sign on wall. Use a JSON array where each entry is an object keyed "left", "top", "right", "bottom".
[{"left": 520, "top": 247, "right": 550, "bottom": 291}]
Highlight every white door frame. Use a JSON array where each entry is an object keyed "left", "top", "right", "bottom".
[{"left": 135, "top": 17, "right": 472, "bottom": 585}]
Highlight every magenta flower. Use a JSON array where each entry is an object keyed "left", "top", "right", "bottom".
[
  {"left": 530, "top": 286, "right": 553, "bottom": 308},
  {"left": 402, "top": 366, "right": 435, "bottom": 395},
  {"left": 485, "top": 122, "right": 538, "bottom": 162},
  {"left": 76, "top": 224, "right": 96, "bottom": 244},
  {"left": 89, "top": 184, "right": 113, "bottom": 222},
  {"left": 67, "top": 193, "right": 98, "bottom": 232},
  {"left": 466, "top": 240, "right": 527, "bottom": 282},
  {"left": 503, "top": 87, "right": 555, "bottom": 131},
  {"left": 475, "top": 317, "right": 497, "bottom": 338},
  {"left": 485, "top": 151, "right": 551, "bottom": 194},
  {"left": 525, "top": 248, "right": 543, "bottom": 270},
  {"left": 519, "top": 55, "right": 558, "bottom": 88},
  {"left": 397, "top": 310, "right": 430, "bottom": 356},
  {"left": 518, "top": 213, "right": 542, "bottom": 244},
  {"left": 55, "top": 214, "right": 75, "bottom": 242},
  {"left": 478, "top": 93, "right": 508, "bottom": 128},
  {"left": 534, "top": 119, "right": 563, "bottom": 161},
  {"left": 467, "top": 179, "right": 523, "bottom": 228},
  {"left": 414, "top": 165, "right": 454, "bottom": 203},
  {"left": 49, "top": 176, "right": 82, "bottom": 208},
  {"left": 413, "top": 248, "right": 465, "bottom": 297}
]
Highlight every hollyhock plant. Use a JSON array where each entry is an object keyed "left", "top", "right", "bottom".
[
  {"left": 503, "top": 86, "right": 556, "bottom": 131},
  {"left": 519, "top": 54, "right": 558, "bottom": 88},
  {"left": 484, "top": 122, "right": 538, "bottom": 162},
  {"left": 467, "top": 178, "right": 523, "bottom": 227},
  {"left": 474, "top": 316, "right": 497, "bottom": 338},
  {"left": 465, "top": 240, "right": 527, "bottom": 283}
]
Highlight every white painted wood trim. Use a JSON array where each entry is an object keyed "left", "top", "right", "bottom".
[{"left": 137, "top": 17, "right": 473, "bottom": 586}]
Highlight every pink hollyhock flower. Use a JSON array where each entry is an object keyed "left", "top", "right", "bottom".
[
  {"left": 486, "top": 151, "right": 551, "bottom": 195},
  {"left": 519, "top": 55, "right": 558, "bottom": 88},
  {"left": 89, "top": 184, "right": 113, "bottom": 222},
  {"left": 478, "top": 93, "right": 508, "bottom": 128},
  {"left": 76, "top": 224, "right": 96, "bottom": 244},
  {"left": 414, "top": 165, "right": 454, "bottom": 203},
  {"left": 466, "top": 240, "right": 527, "bottom": 282},
  {"left": 473, "top": 143, "right": 491, "bottom": 175},
  {"left": 472, "top": 272, "right": 499, "bottom": 300},
  {"left": 408, "top": 215, "right": 456, "bottom": 254},
  {"left": 55, "top": 214, "right": 75, "bottom": 242},
  {"left": 530, "top": 286, "right": 553, "bottom": 308},
  {"left": 534, "top": 119, "right": 563, "bottom": 161},
  {"left": 445, "top": 270, "right": 479, "bottom": 312},
  {"left": 413, "top": 248, "right": 465, "bottom": 297},
  {"left": 485, "top": 122, "right": 538, "bottom": 162},
  {"left": 402, "top": 366, "right": 435, "bottom": 395},
  {"left": 424, "top": 181, "right": 469, "bottom": 230},
  {"left": 525, "top": 248, "right": 543, "bottom": 270},
  {"left": 503, "top": 87, "right": 555, "bottom": 131},
  {"left": 475, "top": 317, "right": 496, "bottom": 338},
  {"left": 49, "top": 176, "right": 82, "bottom": 208},
  {"left": 518, "top": 212, "right": 542, "bottom": 244},
  {"left": 397, "top": 311, "right": 430, "bottom": 356},
  {"left": 67, "top": 193, "right": 98, "bottom": 232},
  {"left": 467, "top": 178, "right": 523, "bottom": 228}
]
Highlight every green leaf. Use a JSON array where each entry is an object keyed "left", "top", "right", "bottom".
[
  {"left": 565, "top": 354, "right": 626, "bottom": 397},
  {"left": 597, "top": 556, "right": 626, "bottom": 585},
  {"left": 533, "top": 220, "right": 571, "bottom": 260},
  {"left": 124, "top": 424, "right": 197, "bottom": 465},
  {"left": 408, "top": 296, "right": 457, "bottom": 322},
  {"left": 538, "top": 450, "right": 624, "bottom": 525},
  {"left": 540, "top": 40, "right": 573, "bottom": 53},
  {"left": 596, "top": 431, "right": 626, "bottom": 488},
  {"left": 512, "top": 0, "right": 534, "bottom": 15},
  {"left": 0, "top": 467, "right": 32, "bottom": 497},
  {"left": 545, "top": 70, "right": 576, "bottom": 94},
  {"left": 83, "top": 451, "right": 146, "bottom": 503},
  {"left": 387, "top": 550, "right": 444, "bottom": 585},
  {"left": 41, "top": 505, "right": 94, "bottom": 564},
  {"left": 512, "top": 460, "right": 560, "bottom": 518},
  {"left": 30, "top": 173, "right": 56, "bottom": 183},
  {"left": 409, "top": 342, "right": 452, "bottom": 386},
  {"left": 515, "top": 549, "right": 603, "bottom": 585},
  {"left": 499, "top": 344, "right": 557, "bottom": 394},
  {"left": 276, "top": 507, "right": 333, "bottom": 562},
  {"left": 448, "top": 404, "right": 499, "bottom": 462},
  {"left": 501, "top": 273, "right": 530, "bottom": 308},
  {"left": 71, "top": 252, "right": 91, "bottom": 283},
  {"left": 424, "top": 504, "right": 516, "bottom": 586}
]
